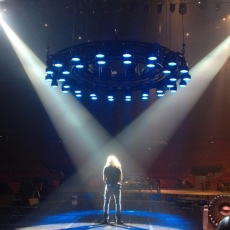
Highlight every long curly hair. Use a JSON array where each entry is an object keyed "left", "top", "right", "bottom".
[{"left": 105, "top": 155, "right": 121, "bottom": 168}]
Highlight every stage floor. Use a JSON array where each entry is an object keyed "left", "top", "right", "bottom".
[
  {"left": 0, "top": 186, "right": 227, "bottom": 230},
  {"left": 0, "top": 203, "right": 203, "bottom": 230}
]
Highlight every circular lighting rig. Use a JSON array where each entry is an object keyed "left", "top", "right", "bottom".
[{"left": 45, "top": 40, "right": 191, "bottom": 100}]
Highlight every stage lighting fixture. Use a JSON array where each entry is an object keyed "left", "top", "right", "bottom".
[
  {"left": 123, "top": 48, "right": 132, "bottom": 64},
  {"left": 182, "top": 73, "right": 191, "bottom": 81},
  {"left": 96, "top": 53, "right": 105, "bottom": 58},
  {"left": 124, "top": 89, "right": 132, "bottom": 101},
  {"left": 51, "top": 78, "right": 58, "bottom": 87},
  {"left": 90, "top": 91, "right": 97, "bottom": 100},
  {"left": 45, "top": 75, "right": 52, "bottom": 82},
  {"left": 170, "top": 85, "right": 177, "bottom": 93},
  {"left": 63, "top": 80, "right": 70, "bottom": 89},
  {"left": 146, "top": 60, "right": 155, "bottom": 68},
  {"left": 179, "top": 3, "right": 187, "bottom": 15},
  {"left": 157, "top": 4, "right": 163, "bottom": 13},
  {"left": 53, "top": 59, "right": 63, "bottom": 68},
  {"left": 75, "top": 62, "right": 84, "bottom": 68},
  {"left": 107, "top": 91, "right": 115, "bottom": 101},
  {"left": 170, "top": 3, "right": 176, "bottom": 13},
  {"left": 62, "top": 65, "right": 70, "bottom": 75},
  {"left": 46, "top": 66, "right": 54, "bottom": 74},
  {"left": 179, "top": 79, "right": 187, "bottom": 87},
  {"left": 123, "top": 57, "right": 132, "bottom": 64},
  {"left": 169, "top": 73, "right": 177, "bottom": 81},
  {"left": 62, "top": 85, "right": 69, "bottom": 93},
  {"left": 46, "top": 40, "right": 190, "bottom": 99},
  {"left": 179, "top": 59, "right": 189, "bottom": 73},
  {"left": 162, "top": 66, "right": 171, "bottom": 74},
  {"left": 58, "top": 74, "right": 66, "bottom": 82},
  {"left": 123, "top": 50, "right": 132, "bottom": 58},
  {"left": 141, "top": 89, "right": 149, "bottom": 100},
  {"left": 71, "top": 55, "right": 81, "bottom": 62},
  {"left": 168, "top": 56, "right": 177, "bottom": 66},
  {"left": 97, "top": 59, "right": 106, "bottom": 65},
  {"left": 166, "top": 81, "right": 174, "bottom": 88},
  {"left": 156, "top": 87, "right": 164, "bottom": 94},
  {"left": 157, "top": 92, "right": 164, "bottom": 97},
  {"left": 74, "top": 88, "right": 82, "bottom": 97}
]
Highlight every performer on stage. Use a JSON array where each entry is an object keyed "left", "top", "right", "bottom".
[{"left": 102, "top": 155, "right": 123, "bottom": 225}]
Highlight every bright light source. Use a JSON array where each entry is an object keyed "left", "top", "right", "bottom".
[{"left": 115, "top": 35, "right": 230, "bottom": 162}]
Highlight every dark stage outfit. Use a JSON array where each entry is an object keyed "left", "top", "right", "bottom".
[{"left": 103, "top": 165, "right": 122, "bottom": 223}]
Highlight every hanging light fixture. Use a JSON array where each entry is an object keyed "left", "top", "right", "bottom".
[{"left": 44, "top": 1, "right": 191, "bottom": 101}]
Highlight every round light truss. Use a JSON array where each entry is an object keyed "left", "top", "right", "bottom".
[{"left": 45, "top": 40, "right": 190, "bottom": 98}]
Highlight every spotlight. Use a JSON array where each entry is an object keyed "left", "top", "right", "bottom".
[
  {"left": 180, "top": 65, "right": 189, "bottom": 74},
  {"left": 167, "top": 55, "right": 177, "bottom": 66},
  {"left": 179, "top": 79, "right": 187, "bottom": 87},
  {"left": 97, "top": 58, "right": 106, "bottom": 65},
  {"left": 170, "top": 3, "right": 176, "bottom": 13},
  {"left": 71, "top": 54, "right": 81, "bottom": 62},
  {"left": 157, "top": 91, "right": 164, "bottom": 97},
  {"left": 182, "top": 73, "right": 191, "bottom": 81},
  {"left": 51, "top": 78, "right": 58, "bottom": 88},
  {"left": 58, "top": 74, "right": 66, "bottom": 82},
  {"left": 74, "top": 88, "right": 82, "bottom": 98},
  {"left": 166, "top": 81, "right": 174, "bottom": 88},
  {"left": 179, "top": 59, "right": 189, "bottom": 73},
  {"left": 107, "top": 91, "right": 115, "bottom": 101},
  {"left": 53, "top": 58, "right": 63, "bottom": 68},
  {"left": 157, "top": 4, "right": 163, "bottom": 13},
  {"left": 141, "top": 89, "right": 149, "bottom": 100},
  {"left": 45, "top": 75, "right": 52, "bottom": 82},
  {"left": 162, "top": 66, "right": 171, "bottom": 74},
  {"left": 124, "top": 89, "right": 132, "bottom": 101},
  {"left": 62, "top": 65, "right": 70, "bottom": 75},
  {"left": 46, "top": 66, "right": 54, "bottom": 75},
  {"left": 179, "top": 3, "right": 187, "bottom": 15},
  {"left": 170, "top": 84, "right": 177, "bottom": 93},
  {"left": 215, "top": 2, "right": 221, "bottom": 12},
  {"left": 169, "top": 73, "right": 177, "bottom": 81},
  {"left": 75, "top": 62, "right": 84, "bottom": 68},
  {"left": 123, "top": 51, "right": 132, "bottom": 58},
  {"left": 123, "top": 52, "right": 132, "bottom": 64},
  {"left": 148, "top": 53, "right": 157, "bottom": 61},
  {"left": 96, "top": 50, "right": 106, "bottom": 64},
  {"left": 96, "top": 53, "right": 105, "bottom": 58},
  {"left": 62, "top": 85, "right": 70, "bottom": 93},
  {"left": 63, "top": 80, "right": 71, "bottom": 89},
  {"left": 146, "top": 60, "right": 155, "bottom": 68},
  {"left": 90, "top": 91, "right": 97, "bottom": 100},
  {"left": 156, "top": 87, "right": 164, "bottom": 94}
]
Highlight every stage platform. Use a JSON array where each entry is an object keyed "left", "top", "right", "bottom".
[{"left": 0, "top": 185, "right": 228, "bottom": 230}]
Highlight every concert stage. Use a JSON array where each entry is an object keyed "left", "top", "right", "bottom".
[{"left": 0, "top": 186, "right": 228, "bottom": 230}]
